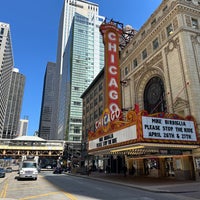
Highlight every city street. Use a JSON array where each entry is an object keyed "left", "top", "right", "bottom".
[{"left": 0, "top": 170, "right": 199, "bottom": 200}]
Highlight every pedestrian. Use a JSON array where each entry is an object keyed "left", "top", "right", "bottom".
[
  {"left": 123, "top": 165, "right": 127, "bottom": 177},
  {"left": 132, "top": 165, "right": 136, "bottom": 176}
]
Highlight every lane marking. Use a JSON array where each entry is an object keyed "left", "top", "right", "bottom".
[
  {"left": 19, "top": 191, "right": 78, "bottom": 200},
  {"left": 63, "top": 192, "right": 78, "bottom": 200},
  {"left": 0, "top": 180, "right": 8, "bottom": 198},
  {"left": 19, "top": 191, "right": 60, "bottom": 199}
]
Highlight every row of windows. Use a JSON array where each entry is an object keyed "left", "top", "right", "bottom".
[
  {"left": 70, "top": 118, "right": 82, "bottom": 123},
  {"left": 74, "top": 101, "right": 81, "bottom": 106},
  {"left": 124, "top": 17, "right": 199, "bottom": 77},
  {"left": 86, "top": 82, "right": 103, "bottom": 103},
  {"left": 84, "top": 106, "right": 103, "bottom": 125},
  {"left": 88, "top": 5, "right": 98, "bottom": 12},
  {"left": 85, "top": 93, "right": 103, "bottom": 110},
  {"left": 70, "top": 126, "right": 81, "bottom": 134}
]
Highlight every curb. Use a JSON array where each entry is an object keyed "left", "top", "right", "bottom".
[{"left": 65, "top": 173, "right": 174, "bottom": 193}]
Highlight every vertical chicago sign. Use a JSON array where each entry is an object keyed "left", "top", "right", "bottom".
[{"left": 100, "top": 22, "right": 122, "bottom": 115}]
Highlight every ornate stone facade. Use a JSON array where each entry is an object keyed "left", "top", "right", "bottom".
[{"left": 120, "top": 0, "right": 200, "bottom": 137}]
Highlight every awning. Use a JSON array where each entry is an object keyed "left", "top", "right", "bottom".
[{"left": 89, "top": 142, "right": 199, "bottom": 156}]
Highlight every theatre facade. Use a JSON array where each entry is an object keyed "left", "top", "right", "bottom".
[
  {"left": 88, "top": 110, "right": 200, "bottom": 180},
  {"left": 82, "top": 0, "right": 200, "bottom": 181}
]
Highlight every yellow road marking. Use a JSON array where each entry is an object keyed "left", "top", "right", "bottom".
[
  {"left": 19, "top": 191, "right": 60, "bottom": 199},
  {"left": 0, "top": 180, "right": 8, "bottom": 198},
  {"left": 63, "top": 192, "right": 77, "bottom": 200},
  {"left": 8, "top": 184, "right": 50, "bottom": 191},
  {"left": 19, "top": 191, "right": 77, "bottom": 200}
]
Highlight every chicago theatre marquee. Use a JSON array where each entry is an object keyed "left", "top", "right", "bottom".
[{"left": 86, "top": 0, "right": 200, "bottom": 181}]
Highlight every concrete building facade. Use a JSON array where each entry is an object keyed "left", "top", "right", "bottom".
[
  {"left": 17, "top": 118, "right": 29, "bottom": 137},
  {"left": 3, "top": 68, "right": 25, "bottom": 138},
  {"left": 0, "top": 22, "right": 14, "bottom": 137}
]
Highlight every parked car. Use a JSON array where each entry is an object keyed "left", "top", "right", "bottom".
[
  {"left": 0, "top": 168, "right": 6, "bottom": 178},
  {"left": 5, "top": 167, "right": 13, "bottom": 173},
  {"left": 46, "top": 165, "right": 52, "bottom": 169}
]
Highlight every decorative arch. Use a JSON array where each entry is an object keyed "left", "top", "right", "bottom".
[
  {"left": 144, "top": 76, "right": 166, "bottom": 114},
  {"left": 135, "top": 69, "right": 166, "bottom": 114}
]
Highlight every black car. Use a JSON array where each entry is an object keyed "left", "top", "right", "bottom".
[{"left": 0, "top": 168, "right": 6, "bottom": 178}]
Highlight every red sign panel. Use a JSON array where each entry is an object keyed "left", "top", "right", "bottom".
[{"left": 100, "top": 23, "right": 122, "bottom": 113}]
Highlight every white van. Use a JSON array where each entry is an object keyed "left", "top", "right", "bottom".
[{"left": 18, "top": 160, "right": 38, "bottom": 180}]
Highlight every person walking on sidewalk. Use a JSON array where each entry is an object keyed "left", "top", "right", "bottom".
[{"left": 123, "top": 165, "right": 127, "bottom": 177}]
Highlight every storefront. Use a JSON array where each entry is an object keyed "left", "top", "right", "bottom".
[{"left": 88, "top": 110, "right": 200, "bottom": 180}]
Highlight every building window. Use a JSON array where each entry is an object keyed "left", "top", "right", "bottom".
[
  {"left": 94, "top": 88, "right": 97, "bottom": 96},
  {"left": 192, "top": 18, "right": 198, "bottom": 29},
  {"left": 73, "top": 136, "right": 80, "bottom": 141},
  {"left": 153, "top": 38, "right": 159, "bottom": 50},
  {"left": 74, "top": 101, "right": 81, "bottom": 106},
  {"left": 141, "top": 30, "right": 145, "bottom": 38},
  {"left": 125, "top": 66, "right": 129, "bottom": 75},
  {"left": 151, "top": 18, "right": 156, "bottom": 26},
  {"left": 142, "top": 49, "right": 147, "bottom": 60},
  {"left": 74, "top": 126, "right": 80, "bottom": 134},
  {"left": 99, "top": 106, "right": 103, "bottom": 116},
  {"left": 99, "top": 93, "right": 103, "bottom": 102},
  {"left": 163, "top": 5, "right": 168, "bottom": 12},
  {"left": 99, "top": 82, "right": 103, "bottom": 91},
  {"left": 90, "top": 102, "right": 93, "bottom": 109},
  {"left": 94, "top": 98, "right": 98, "bottom": 106},
  {"left": 144, "top": 76, "right": 166, "bottom": 114},
  {"left": 133, "top": 59, "right": 138, "bottom": 68},
  {"left": 74, "top": 86, "right": 79, "bottom": 91},
  {"left": 90, "top": 93, "right": 93, "bottom": 100},
  {"left": 0, "top": 28, "right": 4, "bottom": 35},
  {"left": 166, "top": 24, "right": 173, "bottom": 37},
  {"left": 90, "top": 114, "right": 93, "bottom": 122},
  {"left": 94, "top": 110, "right": 98, "bottom": 119}
]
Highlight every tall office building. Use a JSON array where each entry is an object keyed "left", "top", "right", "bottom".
[
  {"left": 3, "top": 68, "right": 25, "bottom": 138},
  {"left": 39, "top": 62, "right": 57, "bottom": 140},
  {"left": 54, "top": 0, "right": 105, "bottom": 148},
  {"left": 0, "top": 22, "right": 14, "bottom": 137},
  {"left": 17, "top": 117, "right": 29, "bottom": 136}
]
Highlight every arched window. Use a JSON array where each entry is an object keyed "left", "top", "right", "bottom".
[{"left": 144, "top": 77, "right": 166, "bottom": 114}]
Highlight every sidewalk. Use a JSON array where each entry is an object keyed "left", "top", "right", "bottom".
[{"left": 70, "top": 171, "right": 200, "bottom": 193}]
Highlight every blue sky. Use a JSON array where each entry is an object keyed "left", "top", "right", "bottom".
[{"left": 0, "top": 0, "right": 162, "bottom": 136}]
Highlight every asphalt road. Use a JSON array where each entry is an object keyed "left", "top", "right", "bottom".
[{"left": 0, "top": 170, "right": 198, "bottom": 200}]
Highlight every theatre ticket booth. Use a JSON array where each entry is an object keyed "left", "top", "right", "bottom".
[{"left": 88, "top": 110, "right": 200, "bottom": 181}]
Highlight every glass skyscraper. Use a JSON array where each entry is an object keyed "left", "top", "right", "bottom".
[
  {"left": 39, "top": 62, "right": 57, "bottom": 140},
  {"left": 55, "top": 0, "right": 105, "bottom": 148}
]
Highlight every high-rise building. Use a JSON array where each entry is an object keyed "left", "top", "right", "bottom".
[
  {"left": 0, "top": 22, "right": 14, "bottom": 137},
  {"left": 39, "top": 62, "right": 57, "bottom": 140},
  {"left": 17, "top": 117, "right": 29, "bottom": 136},
  {"left": 54, "top": 0, "right": 105, "bottom": 148},
  {"left": 3, "top": 68, "right": 25, "bottom": 138}
]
